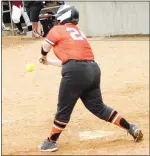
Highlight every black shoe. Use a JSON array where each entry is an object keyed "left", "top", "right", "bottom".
[
  {"left": 16, "top": 30, "right": 25, "bottom": 35},
  {"left": 128, "top": 124, "right": 143, "bottom": 142}
]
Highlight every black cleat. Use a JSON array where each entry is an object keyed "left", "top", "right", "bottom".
[{"left": 128, "top": 124, "right": 143, "bottom": 142}]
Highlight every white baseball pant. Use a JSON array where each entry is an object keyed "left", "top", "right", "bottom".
[{"left": 11, "top": 5, "right": 31, "bottom": 26}]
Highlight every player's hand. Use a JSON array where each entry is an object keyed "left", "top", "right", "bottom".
[{"left": 39, "top": 55, "right": 48, "bottom": 65}]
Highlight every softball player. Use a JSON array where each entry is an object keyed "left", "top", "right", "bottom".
[{"left": 39, "top": 5, "right": 143, "bottom": 152}]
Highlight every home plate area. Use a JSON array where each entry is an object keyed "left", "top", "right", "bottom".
[
  {"left": 2, "top": 37, "right": 149, "bottom": 155},
  {"left": 79, "top": 130, "right": 114, "bottom": 141}
]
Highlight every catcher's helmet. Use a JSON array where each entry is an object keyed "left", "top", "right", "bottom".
[{"left": 54, "top": 4, "right": 79, "bottom": 25}]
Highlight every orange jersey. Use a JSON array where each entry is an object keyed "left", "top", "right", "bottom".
[{"left": 45, "top": 24, "right": 94, "bottom": 64}]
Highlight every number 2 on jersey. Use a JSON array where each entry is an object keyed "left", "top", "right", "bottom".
[{"left": 66, "top": 28, "right": 86, "bottom": 40}]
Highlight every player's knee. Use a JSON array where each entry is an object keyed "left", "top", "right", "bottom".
[
  {"left": 98, "top": 106, "right": 114, "bottom": 121},
  {"left": 12, "top": 15, "right": 20, "bottom": 23},
  {"left": 88, "top": 105, "right": 114, "bottom": 121}
]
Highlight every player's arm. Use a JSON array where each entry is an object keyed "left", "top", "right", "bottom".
[
  {"left": 40, "top": 26, "right": 63, "bottom": 66},
  {"left": 40, "top": 41, "right": 62, "bottom": 67},
  {"left": 48, "top": 59, "right": 62, "bottom": 67},
  {"left": 39, "top": 40, "right": 52, "bottom": 65}
]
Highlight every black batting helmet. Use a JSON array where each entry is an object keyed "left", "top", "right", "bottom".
[{"left": 54, "top": 4, "right": 79, "bottom": 25}]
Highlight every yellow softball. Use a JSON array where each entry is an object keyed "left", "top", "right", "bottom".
[{"left": 26, "top": 64, "right": 35, "bottom": 72}]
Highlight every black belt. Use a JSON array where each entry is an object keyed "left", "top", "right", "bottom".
[{"left": 64, "top": 59, "right": 95, "bottom": 65}]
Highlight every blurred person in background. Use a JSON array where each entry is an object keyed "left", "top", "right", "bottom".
[
  {"left": 39, "top": 1, "right": 65, "bottom": 37},
  {"left": 2, "top": 1, "right": 10, "bottom": 32},
  {"left": 2, "top": 22, "right": 10, "bottom": 31},
  {"left": 24, "top": 1, "right": 43, "bottom": 37},
  {"left": 11, "top": 1, "right": 32, "bottom": 35}
]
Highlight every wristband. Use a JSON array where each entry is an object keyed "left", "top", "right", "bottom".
[{"left": 41, "top": 47, "right": 48, "bottom": 56}]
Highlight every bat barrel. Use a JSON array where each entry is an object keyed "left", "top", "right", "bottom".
[
  {"left": 41, "top": 5, "right": 61, "bottom": 11},
  {"left": 39, "top": 14, "right": 53, "bottom": 19}
]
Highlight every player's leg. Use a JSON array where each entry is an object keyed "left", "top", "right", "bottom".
[
  {"left": 80, "top": 63, "right": 143, "bottom": 142},
  {"left": 50, "top": 76, "right": 81, "bottom": 139},
  {"left": 20, "top": 7, "right": 32, "bottom": 32},
  {"left": 39, "top": 61, "right": 88, "bottom": 151},
  {"left": 39, "top": 79, "right": 80, "bottom": 152},
  {"left": 11, "top": 5, "right": 24, "bottom": 34},
  {"left": 29, "top": 6, "right": 42, "bottom": 37}
]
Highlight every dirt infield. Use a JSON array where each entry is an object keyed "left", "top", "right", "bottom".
[{"left": 2, "top": 36, "right": 149, "bottom": 155}]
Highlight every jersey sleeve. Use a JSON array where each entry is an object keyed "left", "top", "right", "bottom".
[{"left": 45, "top": 26, "right": 61, "bottom": 46}]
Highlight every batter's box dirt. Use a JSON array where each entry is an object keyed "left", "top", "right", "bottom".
[{"left": 2, "top": 36, "right": 149, "bottom": 155}]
